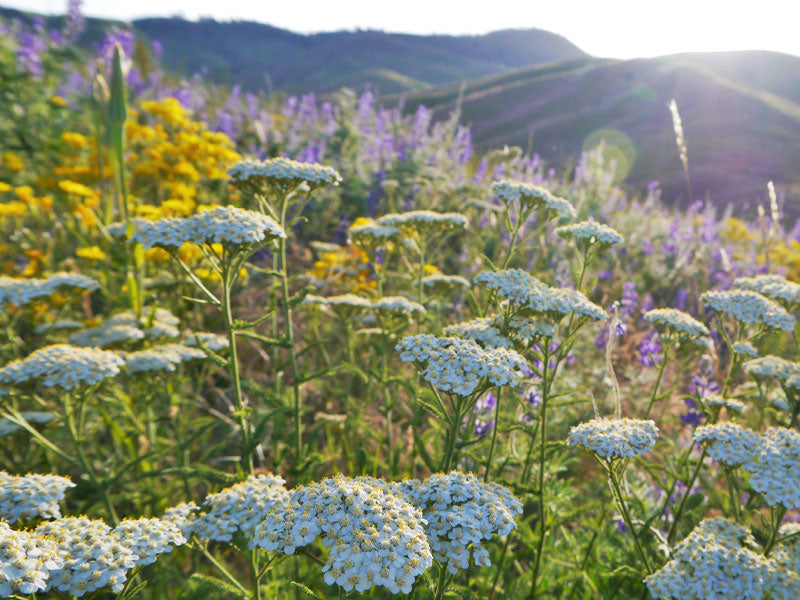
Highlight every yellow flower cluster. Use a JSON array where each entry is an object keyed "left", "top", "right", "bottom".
[
  {"left": 722, "top": 217, "right": 800, "bottom": 281},
  {"left": 309, "top": 244, "right": 375, "bottom": 293}
]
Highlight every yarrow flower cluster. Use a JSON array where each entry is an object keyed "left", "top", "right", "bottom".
[
  {"left": 703, "top": 394, "right": 746, "bottom": 413},
  {"left": 491, "top": 180, "right": 576, "bottom": 219},
  {"left": 373, "top": 296, "right": 426, "bottom": 315},
  {"left": 131, "top": 206, "right": 286, "bottom": 250},
  {"left": 227, "top": 157, "right": 342, "bottom": 191},
  {"left": 693, "top": 422, "right": 761, "bottom": 466},
  {"left": 700, "top": 289, "right": 796, "bottom": 331},
  {"left": 743, "top": 355, "right": 800, "bottom": 390},
  {"left": 732, "top": 341, "right": 759, "bottom": 357},
  {"left": 0, "top": 521, "right": 62, "bottom": 597},
  {"left": 35, "top": 517, "right": 137, "bottom": 597},
  {"left": 69, "top": 307, "right": 180, "bottom": 347},
  {"left": 474, "top": 269, "right": 608, "bottom": 321},
  {"left": 444, "top": 318, "right": 514, "bottom": 349},
  {"left": 376, "top": 210, "right": 469, "bottom": 234},
  {"left": 733, "top": 274, "right": 800, "bottom": 305},
  {"left": 644, "top": 518, "right": 774, "bottom": 600},
  {"left": 391, "top": 472, "right": 522, "bottom": 573},
  {"left": 421, "top": 273, "right": 470, "bottom": 292},
  {"left": 695, "top": 424, "right": 800, "bottom": 508},
  {"left": 503, "top": 316, "right": 557, "bottom": 341},
  {"left": 644, "top": 308, "right": 709, "bottom": 338},
  {"left": 251, "top": 476, "right": 432, "bottom": 595},
  {"left": 348, "top": 221, "right": 402, "bottom": 248},
  {"left": 747, "top": 427, "right": 800, "bottom": 509},
  {"left": 771, "top": 522, "right": 800, "bottom": 599},
  {"left": 111, "top": 517, "right": 187, "bottom": 566},
  {"left": 120, "top": 344, "right": 206, "bottom": 374},
  {"left": 567, "top": 418, "right": 659, "bottom": 459},
  {"left": 191, "top": 474, "right": 289, "bottom": 542},
  {"left": 555, "top": 220, "right": 625, "bottom": 247},
  {"left": 302, "top": 293, "right": 374, "bottom": 315},
  {"left": 0, "top": 472, "right": 75, "bottom": 523},
  {"left": 0, "top": 273, "right": 99, "bottom": 308},
  {"left": 0, "top": 344, "right": 124, "bottom": 390},
  {"left": 184, "top": 332, "right": 230, "bottom": 351},
  {"left": 396, "top": 335, "right": 529, "bottom": 395}
]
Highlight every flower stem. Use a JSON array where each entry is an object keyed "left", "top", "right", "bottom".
[{"left": 607, "top": 464, "right": 652, "bottom": 574}]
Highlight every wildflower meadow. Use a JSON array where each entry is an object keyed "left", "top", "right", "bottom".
[{"left": 0, "top": 6, "right": 799, "bottom": 600}]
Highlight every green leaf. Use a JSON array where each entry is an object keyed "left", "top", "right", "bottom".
[
  {"left": 416, "top": 399, "right": 445, "bottom": 420},
  {"left": 290, "top": 581, "right": 322, "bottom": 598},
  {"left": 685, "top": 492, "right": 705, "bottom": 513},
  {"left": 189, "top": 574, "right": 250, "bottom": 599}
]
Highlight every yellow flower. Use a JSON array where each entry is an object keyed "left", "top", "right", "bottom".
[
  {"left": 424, "top": 264, "right": 441, "bottom": 276},
  {"left": 195, "top": 267, "right": 221, "bottom": 283},
  {"left": 144, "top": 247, "right": 171, "bottom": 262},
  {"left": 15, "top": 186, "right": 34, "bottom": 203},
  {"left": 58, "top": 180, "right": 96, "bottom": 197},
  {"left": 61, "top": 132, "right": 89, "bottom": 148},
  {"left": 3, "top": 152, "right": 24, "bottom": 172},
  {"left": 0, "top": 182, "right": 11, "bottom": 193},
  {"left": 0, "top": 201, "right": 27, "bottom": 217},
  {"left": 49, "top": 96, "right": 68, "bottom": 107},
  {"left": 76, "top": 246, "right": 107, "bottom": 261}
]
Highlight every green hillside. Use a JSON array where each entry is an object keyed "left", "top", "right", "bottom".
[{"left": 395, "top": 51, "right": 800, "bottom": 209}]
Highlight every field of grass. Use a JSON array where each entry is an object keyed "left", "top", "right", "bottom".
[{"left": 0, "top": 10, "right": 799, "bottom": 600}]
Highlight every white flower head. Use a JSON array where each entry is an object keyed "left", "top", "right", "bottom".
[
  {"left": 555, "top": 220, "right": 624, "bottom": 247},
  {"left": 645, "top": 518, "right": 774, "bottom": 600},
  {"left": 184, "top": 332, "right": 229, "bottom": 351},
  {"left": 0, "top": 272, "right": 99, "bottom": 308},
  {"left": 701, "top": 289, "right": 796, "bottom": 331},
  {"left": 376, "top": 210, "right": 469, "bottom": 235},
  {"left": 348, "top": 220, "right": 402, "bottom": 249},
  {"left": 228, "top": 157, "right": 342, "bottom": 192},
  {"left": 422, "top": 273, "right": 470, "bottom": 293},
  {"left": 693, "top": 422, "right": 760, "bottom": 467},
  {"left": 745, "top": 427, "right": 800, "bottom": 509},
  {"left": 0, "top": 344, "right": 123, "bottom": 390},
  {"left": 567, "top": 418, "right": 659, "bottom": 459},
  {"left": 0, "top": 522, "right": 63, "bottom": 596},
  {"left": 112, "top": 517, "right": 187, "bottom": 566},
  {"left": 491, "top": 180, "right": 576, "bottom": 219},
  {"left": 396, "top": 334, "right": 529, "bottom": 395},
  {"left": 0, "top": 472, "right": 75, "bottom": 522},
  {"left": 733, "top": 274, "right": 800, "bottom": 305},
  {"left": 373, "top": 296, "right": 426, "bottom": 316},
  {"left": 131, "top": 206, "right": 286, "bottom": 250},
  {"left": 121, "top": 344, "right": 205, "bottom": 374},
  {"left": 444, "top": 318, "right": 514, "bottom": 349}
]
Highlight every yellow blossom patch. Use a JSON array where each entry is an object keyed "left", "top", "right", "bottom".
[{"left": 76, "top": 246, "right": 107, "bottom": 261}]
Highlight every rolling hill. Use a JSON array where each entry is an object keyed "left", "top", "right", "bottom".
[{"left": 394, "top": 51, "right": 800, "bottom": 211}]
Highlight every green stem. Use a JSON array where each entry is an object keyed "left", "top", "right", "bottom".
[
  {"left": 484, "top": 387, "right": 501, "bottom": 481},
  {"left": 607, "top": 464, "right": 652, "bottom": 574},
  {"left": 667, "top": 447, "right": 707, "bottom": 544},
  {"left": 528, "top": 347, "right": 550, "bottom": 599},
  {"left": 724, "top": 468, "right": 742, "bottom": 523},
  {"left": 643, "top": 345, "right": 670, "bottom": 419},
  {"left": 764, "top": 506, "right": 787, "bottom": 556}
]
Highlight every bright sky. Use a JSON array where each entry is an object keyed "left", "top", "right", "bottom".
[{"left": 5, "top": 0, "right": 800, "bottom": 59}]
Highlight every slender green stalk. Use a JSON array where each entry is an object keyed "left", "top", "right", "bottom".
[
  {"left": 484, "top": 387, "right": 501, "bottom": 481},
  {"left": 724, "top": 467, "right": 742, "bottom": 523},
  {"left": 667, "top": 447, "right": 707, "bottom": 543},
  {"left": 528, "top": 346, "right": 551, "bottom": 599},
  {"left": 643, "top": 345, "right": 670, "bottom": 419},
  {"left": 764, "top": 506, "right": 787, "bottom": 556},
  {"left": 607, "top": 464, "right": 652, "bottom": 574}
]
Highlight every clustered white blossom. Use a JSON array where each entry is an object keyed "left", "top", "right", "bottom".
[
  {"left": 302, "top": 294, "right": 374, "bottom": 314},
  {"left": 0, "top": 521, "right": 62, "bottom": 597},
  {"left": 643, "top": 308, "right": 709, "bottom": 339},
  {"left": 693, "top": 422, "right": 761, "bottom": 466},
  {"left": 35, "top": 517, "right": 136, "bottom": 597},
  {"left": 390, "top": 472, "right": 522, "bottom": 574},
  {"left": 131, "top": 206, "right": 286, "bottom": 250},
  {"left": 474, "top": 269, "right": 608, "bottom": 321},
  {"left": 555, "top": 220, "right": 625, "bottom": 246},
  {"left": 348, "top": 221, "right": 402, "bottom": 247},
  {"left": 694, "top": 424, "right": 800, "bottom": 508},
  {"left": 444, "top": 318, "right": 514, "bottom": 349},
  {"left": 120, "top": 344, "right": 206, "bottom": 374},
  {"left": 700, "top": 289, "right": 796, "bottom": 331},
  {"left": 502, "top": 316, "right": 557, "bottom": 341},
  {"left": 644, "top": 518, "right": 774, "bottom": 600},
  {"left": 702, "top": 394, "right": 746, "bottom": 413},
  {"left": 491, "top": 180, "right": 577, "bottom": 219},
  {"left": 162, "top": 502, "right": 199, "bottom": 539},
  {"left": 770, "top": 522, "right": 800, "bottom": 600},
  {"left": 0, "top": 344, "right": 124, "bottom": 390},
  {"left": 567, "top": 418, "right": 659, "bottom": 458},
  {"left": 396, "top": 334, "right": 529, "bottom": 395},
  {"left": 747, "top": 427, "right": 800, "bottom": 509},
  {"left": 69, "top": 307, "right": 180, "bottom": 348},
  {"left": 743, "top": 355, "right": 800, "bottom": 389},
  {"left": 421, "top": 273, "right": 471, "bottom": 291},
  {"left": 376, "top": 210, "right": 469, "bottom": 233},
  {"left": 34, "top": 319, "right": 82, "bottom": 334},
  {"left": 251, "top": 476, "right": 432, "bottom": 595},
  {"left": 0, "top": 412, "right": 52, "bottom": 437},
  {"left": 732, "top": 341, "right": 759, "bottom": 357},
  {"left": 0, "top": 472, "right": 75, "bottom": 523},
  {"left": 184, "top": 332, "right": 230, "bottom": 351},
  {"left": 111, "top": 517, "right": 187, "bottom": 566},
  {"left": 227, "top": 157, "right": 342, "bottom": 189},
  {"left": 733, "top": 274, "right": 800, "bottom": 305},
  {"left": 373, "top": 296, "right": 426, "bottom": 315},
  {"left": 191, "top": 474, "right": 289, "bottom": 542},
  {"left": 0, "top": 273, "right": 99, "bottom": 308}
]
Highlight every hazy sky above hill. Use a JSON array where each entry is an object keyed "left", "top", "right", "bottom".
[{"left": 7, "top": 0, "right": 800, "bottom": 59}]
